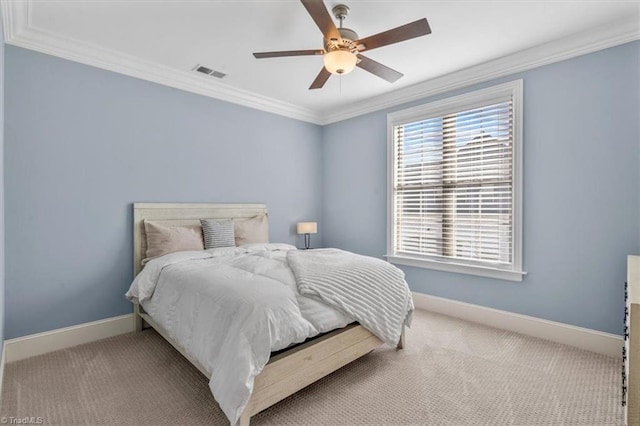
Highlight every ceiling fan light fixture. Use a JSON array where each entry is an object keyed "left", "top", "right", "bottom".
[
  {"left": 253, "top": 1, "right": 431, "bottom": 89},
  {"left": 323, "top": 49, "right": 357, "bottom": 75}
]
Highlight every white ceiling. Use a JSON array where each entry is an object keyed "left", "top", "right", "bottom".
[{"left": 3, "top": 0, "right": 640, "bottom": 124}]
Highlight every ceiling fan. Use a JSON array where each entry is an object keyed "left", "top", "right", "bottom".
[{"left": 253, "top": 0, "right": 431, "bottom": 90}]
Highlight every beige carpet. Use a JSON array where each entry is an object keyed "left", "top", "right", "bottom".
[{"left": 1, "top": 310, "right": 623, "bottom": 425}]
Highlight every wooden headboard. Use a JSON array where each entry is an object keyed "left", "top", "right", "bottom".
[{"left": 133, "top": 203, "right": 268, "bottom": 277}]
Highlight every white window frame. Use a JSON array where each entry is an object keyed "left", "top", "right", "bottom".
[{"left": 386, "top": 80, "right": 525, "bottom": 282}]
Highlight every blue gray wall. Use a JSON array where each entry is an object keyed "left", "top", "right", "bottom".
[
  {"left": 322, "top": 41, "right": 640, "bottom": 335},
  {"left": 4, "top": 46, "right": 323, "bottom": 339},
  {"left": 0, "top": 12, "right": 5, "bottom": 352},
  {"left": 4, "top": 40, "right": 638, "bottom": 339}
]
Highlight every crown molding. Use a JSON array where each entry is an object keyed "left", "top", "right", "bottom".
[
  {"left": 317, "top": 18, "right": 640, "bottom": 125},
  {"left": 1, "top": 0, "right": 24, "bottom": 43},
  {"left": 1, "top": 0, "right": 322, "bottom": 125},
  {"left": 2, "top": 1, "right": 639, "bottom": 127}
]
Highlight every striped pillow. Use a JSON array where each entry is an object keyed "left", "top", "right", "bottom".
[{"left": 200, "top": 219, "right": 236, "bottom": 249}]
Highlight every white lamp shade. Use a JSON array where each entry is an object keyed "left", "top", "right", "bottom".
[
  {"left": 297, "top": 222, "right": 318, "bottom": 234},
  {"left": 323, "top": 50, "right": 357, "bottom": 75}
]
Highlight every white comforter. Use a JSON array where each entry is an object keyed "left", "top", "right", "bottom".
[{"left": 125, "top": 244, "right": 412, "bottom": 424}]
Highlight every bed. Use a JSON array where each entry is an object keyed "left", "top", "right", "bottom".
[{"left": 128, "top": 203, "right": 410, "bottom": 425}]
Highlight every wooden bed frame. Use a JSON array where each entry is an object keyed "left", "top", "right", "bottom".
[{"left": 131, "top": 203, "right": 402, "bottom": 425}]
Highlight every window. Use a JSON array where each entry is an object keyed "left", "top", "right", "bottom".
[{"left": 386, "top": 80, "right": 524, "bottom": 281}]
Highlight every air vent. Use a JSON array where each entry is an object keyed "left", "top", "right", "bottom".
[
  {"left": 195, "top": 65, "right": 213, "bottom": 75},
  {"left": 193, "top": 64, "right": 226, "bottom": 79}
]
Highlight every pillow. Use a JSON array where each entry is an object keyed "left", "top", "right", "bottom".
[
  {"left": 143, "top": 221, "right": 204, "bottom": 264},
  {"left": 200, "top": 219, "right": 236, "bottom": 249},
  {"left": 234, "top": 214, "right": 269, "bottom": 246}
]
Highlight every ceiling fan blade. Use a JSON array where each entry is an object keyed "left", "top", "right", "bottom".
[
  {"left": 355, "top": 18, "right": 431, "bottom": 52},
  {"left": 356, "top": 54, "right": 403, "bottom": 83},
  {"left": 253, "top": 49, "right": 324, "bottom": 59},
  {"left": 300, "top": 0, "right": 342, "bottom": 43},
  {"left": 309, "top": 67, "right": 331, "bottom": 90}
]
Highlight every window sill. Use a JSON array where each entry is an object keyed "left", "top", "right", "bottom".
[{"left": 385, "top": 255, "right": 526, "bottom": 282}]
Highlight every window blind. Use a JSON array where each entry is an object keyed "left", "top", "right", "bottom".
[{"left": 392, "top": 99, "right": 514, "bottom": 266}]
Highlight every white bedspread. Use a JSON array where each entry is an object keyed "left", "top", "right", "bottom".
[
  {"left": 127, "top": 245, "right": 314, "bottom": 424},
  {"left": 125, "top": 244, "right": 411, "bottom": 424},
  {"left": 288, "top": 249, "right": 414, "bottom": 346}
]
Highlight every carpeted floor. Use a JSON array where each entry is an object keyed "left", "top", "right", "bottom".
[{"left": 1, "top": 309, "right": 624, "bottom": 425}]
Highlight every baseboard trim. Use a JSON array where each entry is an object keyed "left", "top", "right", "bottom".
[
  {"left": 2, "top": 297, "right": 623, "bottom": 363},
  {"left": 413, "top": 292, "right": 623, "bottom": 358},
  {"left": 4, "top": 314, "right": 135, "bottom": 363}
]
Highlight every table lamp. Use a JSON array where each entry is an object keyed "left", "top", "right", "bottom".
[{"left": 297, "top": 222, "right": 317, "bottom": 250}]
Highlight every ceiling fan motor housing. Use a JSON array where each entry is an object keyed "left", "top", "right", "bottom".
[
  {"left": 338, "top": 28, "right": 358, "bottom": 44},
  {"left": 325, "top": 28, "right": 359, "bottom": 52}
]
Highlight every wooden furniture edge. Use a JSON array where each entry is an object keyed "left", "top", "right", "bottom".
[
  {"left": 629, "top": 303, "right": 639, "bottom": 426},
  {"left": 627, "top": 255, "right": 640, "bottom": 426},
  {"left": 245, "top": 324, "right": 383, "bottom": 416},
  {"left": 397, "top": 326, "right": 405, "bottom": 349}
]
